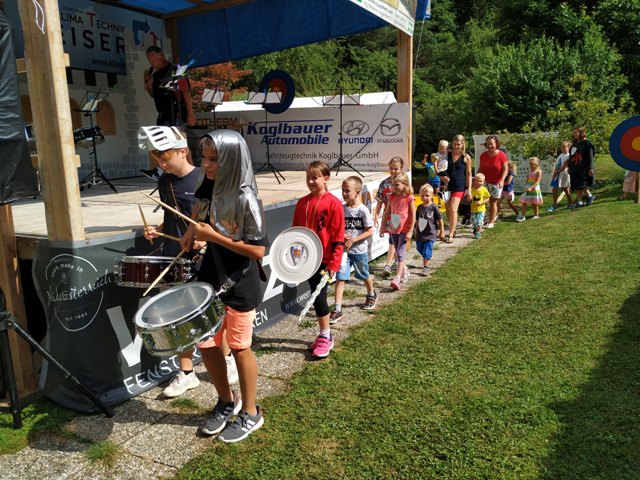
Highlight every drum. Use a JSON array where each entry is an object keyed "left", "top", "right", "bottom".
[
  {"left": 134, "top": 283, "right": 224, "bottom": 356},
  {"left": 73, "top": 126, "right": 105, "bottom": 149},
  {"left": 115, "top": 255, "right": 192, "bottom": 288}
]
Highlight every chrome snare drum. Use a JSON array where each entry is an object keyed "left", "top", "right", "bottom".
[
  {"left": 134, "top": 283, "right": 224, "bottom": 356},
  {"left": 115, "top": 255, "right": 192, "bottom": 288}
]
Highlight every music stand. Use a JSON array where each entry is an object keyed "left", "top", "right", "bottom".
[
  {"left": 159, "top": 62, "right": 193, "bottom": 128},
  {"left": 76, "top": 90, "right": 117, "bottom": 193},
  {"left": 247, "top": 91, "right": 286, "bottom": 184},
  {"left": 323, "top": 91, "right": 364, "bottom": 177},
  {"left": 202, "top": 88, "right": 225, "bottom": 129}
]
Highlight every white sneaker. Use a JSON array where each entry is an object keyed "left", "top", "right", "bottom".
[
  {"left": 485, "top": 223, "right": 494, "bottom": 229},
  {"left": 515, "top": 215, "right": 526, "bottom": 222},
  {"left": 531, "top": 215, "right": 540, "bottom": 220},
  {"left": 226, "top": 355, "right": 239, "bottom": 384},
  {"left": 163, "top": 371, "right": 200, "bottom": 398}
]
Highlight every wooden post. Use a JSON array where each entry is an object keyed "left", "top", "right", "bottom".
[
  {"left": 0, "top": 205, "right": 36, "bottom": 394},
  {"left": 18, "top": 0, "right": 85, "bottom": 241},
  {"left": 635, "top": 171, "right": 640, "bottom": 204},
  {"left": 397, "top": 30, "right": 413, "bottom": 165}
]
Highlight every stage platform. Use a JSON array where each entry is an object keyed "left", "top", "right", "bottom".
[{"left": 11, "top": 169, "right": 388, "bottom": 258}]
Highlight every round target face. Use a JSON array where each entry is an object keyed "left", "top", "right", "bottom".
[
  {"left": 260, "top": 70, "right": 295, "bottom": 114},
  {"left": 609, "top": 116, "right": 640, "bottom": 171}
]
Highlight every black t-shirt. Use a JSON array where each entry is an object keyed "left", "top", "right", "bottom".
[
  {"left": 158, "top": 168, "right": 199, "bottom": 257},
  {"left": 150, "top": 62, "right": 188, "bottom": 124},
  {"left": 195, "top": 177, "right": 269, "bottom": 312}
]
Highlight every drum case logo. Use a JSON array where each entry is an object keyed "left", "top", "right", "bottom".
[{"left": 45, "top": 253, "right": 112, "bottom": 332}]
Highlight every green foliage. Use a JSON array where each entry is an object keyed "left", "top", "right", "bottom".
[
  {"left": 466, "top": 36, "right": 576, "bottom": 132},
  {"left": 236, "top": 41, "right": 343, "bottom": 96},
  {"left": 595, "top": 0, "right": 640, "bottom": 104},
  {"left": 226, "top": 1, "right": 636, "bottom": 155},
  {"left": 413, "top": 79, "right": 472, "bottom": 155}
]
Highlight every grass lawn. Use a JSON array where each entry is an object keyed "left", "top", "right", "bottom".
[{"left": 176, "top": 183, "right": 639, "bottom": 479}]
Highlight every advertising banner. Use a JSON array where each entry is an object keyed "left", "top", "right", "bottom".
[
  {"left": 197, "top": 100, "right": 410, "bottom": 172},
  {"left": 34, "top": 189, "right": 391, "bottom": 411},
  {"left": 6, "top": 0, "right": 165, "bottom": 75},
  {"left": 349, "top": 0, "right": 418, "bottom": 36}
]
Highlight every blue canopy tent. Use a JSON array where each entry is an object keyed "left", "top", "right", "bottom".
[{"left": 93, "top": 0, "right": 431, "bottom": 66}]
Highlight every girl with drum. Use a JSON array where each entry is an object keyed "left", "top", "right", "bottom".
[
  {"left": 138, "top": 126, "right": 239, "bottom": 399},
  {"left": 180, "top": 130, "right": 268, "bottom": 443}
]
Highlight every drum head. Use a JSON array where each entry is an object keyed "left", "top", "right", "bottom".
[
  {"left": 269, "top": 227, "right": 322, "bottom": 284},
  {"left": 135, "top": 282, "right": 213, "bottom": 328}
]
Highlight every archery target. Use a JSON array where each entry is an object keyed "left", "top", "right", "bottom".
[
  {"left": 260, "top": 70, "right": 295, "bottom": 114},
  {"left": 609, "top": 116, "right": 640, "bottom": 171}
]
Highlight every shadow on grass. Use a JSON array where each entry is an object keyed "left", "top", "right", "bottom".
[{"left": 542, "top": 288, "right": 640, "bottom": 479}]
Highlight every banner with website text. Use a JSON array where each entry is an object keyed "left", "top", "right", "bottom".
[
  {"left": 349, "top": 0, "right": 418, "bottom": 36},
  {"left": 197, "top": 102, "right": 410, "bottom": 172}
]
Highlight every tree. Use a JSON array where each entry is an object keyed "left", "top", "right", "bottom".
[
  {"left": 594, "top": 0, "right": 640, "bottom": 104},
  {"left": 189, "top": 62, "right": 253, "bottom": 110},
  {"left": 466, "top": 36, "right": 576, "bottom": 132}
]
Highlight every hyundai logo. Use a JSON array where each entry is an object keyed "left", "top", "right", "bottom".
[
  {"left": 343, "top": 120, "right": 370, "bottom": 136},
  {"left": 380, "top": 118, "right": 401, "bottom": 136}
]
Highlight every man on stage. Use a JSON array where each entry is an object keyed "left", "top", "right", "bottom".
[{"left": 142, "top": 46, "right": 195, "bottom": 178}]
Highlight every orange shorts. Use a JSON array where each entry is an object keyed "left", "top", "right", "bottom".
[{"left": 197, "top": 305, "right": 255, "bottom": 350}]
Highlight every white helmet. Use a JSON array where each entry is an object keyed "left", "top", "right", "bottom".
[{"left": 138, "top": 125, "right": 188, "bottom": 151}]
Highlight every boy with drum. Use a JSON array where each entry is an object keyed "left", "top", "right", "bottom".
[
  {"left": 139, "top": 126, "right": 238, "bottom": 398},
  {"left": 180, "top": 130, "right": 268, "bottom": 442}
]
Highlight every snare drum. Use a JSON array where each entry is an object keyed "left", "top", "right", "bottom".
[
  {"left": 73, "top": 126, "right": 105, "bottom": 149},
  {"left": 115, "top": 255, "right": 192, "bottom": 288},
  {"left": 134, "top": 282, "right": 224, "bottom": 356}
]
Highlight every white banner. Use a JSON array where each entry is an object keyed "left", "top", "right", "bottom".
[
  {"left": 349, "top": 0, "right": 417, "bottom": 36},
  {"left": 196, "top": 100, "right": 410, "bottom": 172}
]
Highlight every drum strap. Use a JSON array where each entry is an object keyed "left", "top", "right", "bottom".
[{"left": 207, "top": 244, "right": 251, "bottom": 294}]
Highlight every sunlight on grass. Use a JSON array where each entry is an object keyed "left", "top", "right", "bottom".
[{"left": 85, "top": 440, "right": 122, "bottom": 469}]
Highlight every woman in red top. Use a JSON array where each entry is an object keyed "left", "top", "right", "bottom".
[
  {"left": 292, "top": 161, "right": 345, "bottom": 358},
  {"left": 478, "top": 135, "right": 509, "bottom": 227}
]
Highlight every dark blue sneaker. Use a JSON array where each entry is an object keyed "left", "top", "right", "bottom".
[{"left": 586, "top": 195, "right": 596, "bottom": 205}]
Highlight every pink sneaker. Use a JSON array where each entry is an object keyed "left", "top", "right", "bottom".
[
  {"left": 312, "top": 335, "right": 334, "bottom": 358},
  {"left": 390, "top": 277, "right": 400, "bottom": 290},
  {"left": 308, "top": 335, "right": 320, "bottom": 351}
]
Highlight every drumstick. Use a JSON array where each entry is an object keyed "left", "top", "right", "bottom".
[
  {"left": 138, "top": 204, "right": 154, "bottom": 245},
  {"left": 155, "top": 231, "right": 181, "bottom": 242},
  {"left": 142, "top": 191, "right": 199, "bottom": 227},
  {"left": 142, "top": 247, "right": 188, "bottom": 297}
]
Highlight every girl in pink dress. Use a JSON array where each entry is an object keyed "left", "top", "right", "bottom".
[{"left": 380, "top": 172, "right": 416, "bottom": 290}]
